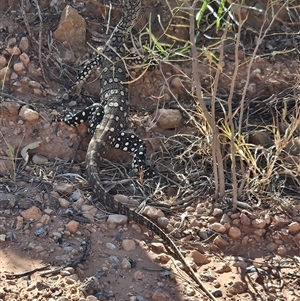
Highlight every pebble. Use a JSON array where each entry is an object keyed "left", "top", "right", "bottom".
[
  {"left": 69, "top": 188, "right": 82, "bottom": 201},
  {"left": 0, "top": 55, "right": 7, "bottom": 68},
  {"left": 106, "top": 242, "right": 117, "bottom": 250},
  {"left": 249, "top": 131, "right": 272, "bottom": 146},
  {"left": 277, "top": 245, "right": 287, "bottom": 256},
  {"left": 288, "top": 221, "right": 300, "bottom": 235},
  {"left": 212, "top": 208, "right": 223, "bottom": 217},
  {"left": 86, "top": 296, "right": 99, "bottom": 301},
  {"left": 7, "top": 37, "right": 17, "bottom": 47},
  {"left": 151, "top": 242, "right": 167, "bottom": 253},
  {"left": 228, "top": 226, "right": 242, "bottom": 239},
  {"left": 5, "top": 46, "right": 21, "bottom": 56},
  {"left": 240, "top": 213, "right": 251, "bottom": 226},
  {"left": 121, "top": 258, "right": 131, "bottom": 269},
  {"left": 19, "top": 106, "right": 39, "bottom": 121},
  {"left": 254, "top": 229, "right": 266, "bottom": 236},
  {"left": 58, "top": 198, "right": 70, "bottom": 208},
  {"left": 107, "top": 214, "right": 128, "bottom": 229},
  {"left": 210, "top": 222, "right": 227, "bottom": 233},
  {"left": 143, "top": 206, "right": 165, "bottom": 219},
  {"left": 228, "top": 281, "right": 247, "bottom": 294},
  {"left": 157, "top": 217, "right": 168, "bottom": 228},
  {"left": 40, "top": 214, "right": 51, "bottom": 225},
  {"left": 152, "top": 289, "right": 172, "bottom": 301},
  {"left": 19, "top": 52, "right": 30, "bottom": 66},
  {"left": 60, "top": 270, "right": 71, "bottom": 276},
  {"left": 272, "top": 216, "right": 290, "bottom": 228},
  {"left": 122, "top": 239, "right": 136, "bottom": 251},
  {"left": 267, "top": 242, "right": 278, "bottom": 252},
  {"left": 0, "top": 67, "right": 12, "bottom": 82},
  {"left": 19, "top": 37, "right": 30, "bottom": 52},
  {"left": 54, "top": 183, "right": 74, "bottom": 194},
  {"left": 65, "top": 220, "right": 79, "bottom": 233},
  {"left": 21, "top": 206, "right": 42, "bottom": 220},
  {"left": 154, "top": 109, "right": 182, "bottom": 130},
  {"left": 190, "top": 250, "right": 210, "bottom": 264},
  {"left": 65, "top": 277, "right": 76, "bottom": 285},
  {"left": 220, "top": 213, "right": 231, "bottom": 224},
  {"left": 13, "top": 62, "right": 26, "bottom": 75},
  {"left": 213, "top": 235, "right": 229, "bottom": 248},
  {"left": 252, "top": 218, "right": 267, "bottom": 229}
]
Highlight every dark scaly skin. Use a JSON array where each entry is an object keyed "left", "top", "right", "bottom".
[{"left": 84, "top": 1, "right": 217, "bottom": 300}]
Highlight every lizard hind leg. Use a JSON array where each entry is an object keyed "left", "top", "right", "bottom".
[{"left": 109, "top": 131, "right": 147, "bottom": 172}]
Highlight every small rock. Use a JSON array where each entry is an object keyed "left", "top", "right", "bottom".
[
  {"left": 32, "top": 154, "right": 48, "bottom": 164},
  {"left": 0, "top": 234, "right": 6, "bottom": 242},
  {"left": 54, "top": 183, "right": 74, "bottom": 194},
  {"left": 220, "top": 213, "right": 231, "bottom": 224},
  {"left": 86, "top": 296, "right": 98, "bottom": 301},
  {"left": 122, "top": 239, "right": 136, "bottom": 251},
  {"left": 152, "top": 288, "right": 172, "bottom": 301},
  {"left": 228, "top": 280, "right": 247, "bottom": 294},
  {"left": 65, "top": 220, "right": 79, "bottom": 233},
  {"left": 272, "top": 216, "right": 290, "bottom": 228},
  {"left": 151, "top": 242, "right": 167, "bottom": 253},
  {"left": 0, "top": 67, "right": 12, "bottom": 82},
  {"left": 107, "top": 214, "right": 128, "bottom": 229},
  {"left": 53, "top": 5, "right": 86, "bottom": 48},
  {"left": 267, "top": 242, "right": 278, "bottom": 252},
  {"left": 58, "top": 198, "right": 70, "bottom": 208},
  {"left": 190, "top": 250, "right": 210, "bottom": 264},
  {"left": 106, "top": 242, "right": 117, "bottom": 250},
  {"left": 13, "top": 62, "right": 26, "bottom": 75},
  {"left": 35, "top": 245, "right": 44, "bottom": 253},
  {"left": 143, "top": 206, "right": 164, "bottom": 219},
  {"left": 15, "top": 216, "right": 24, "bottom": 230},
  {"left": 19, "top": 37, "right": 30, "bottom": 52},
  {"left": 212, "top": 208, "right": 223, "bottom": 217},
  {"left": 288, "top": 222, "right": 300, "bottom": 235},
  {"left": 44, "top": 208, "right": 53, "bottom": 215},
  {"left": 240, "top": 213, "right": 251, "bottom": 226},
  {"left": 210, "top": 222, "right": 227, "bottom": 233},
  {"left": 254, "top": 229, "right": 266, "bottom": 236},
  {"left": 154, "top": 109, "right": 182, "bottom": 130},
  {"left": 7, "top": 37, "right": 17, "bottom": 47},
  {"left": 21, "top": 206, "right": 42, "bottom": 221},
  {"left": 19, "top": 106, "right": 39, "bottom": 121},
  {"left": 157, "top": 217, "right": 168, "bottom": 228},
  {"left": 230, "top": 212, "right": 240, "bottom": 219},
  {"left": 55, "top": 254, "right": 71, "bottom": 263},
  {"left": 4, "top": 46, "right": 21, "bottom": 56},
  {"left": 40, "top": 214, "right": 51, "bottom": 225},
  {"left": 170, "top": 77, "right": 183, "bottom": 90},
  {"left": 121, "top": 258, "right": 131, "bottom": 269},
  {"left": 0, "top": 55, "right": 7, "bottom": 68},
  {"left": 249, "top": 131, "right": 272, "bottom": 147},
  {"left": 213, "top": 235, "right": 229, "bottom": 248},
  {"left": 228, "top": 226, "right": 242, "bottom": 239},
  {"left": 10, "top": 72, "right": 18, "bottom": 80},
  {"left": 65, "top": 277, "right": 76, "bottom": 284},
  {"left": 70, "top": 188, "right": 82, "bottom": 201},
  {"left": 215, "top": 263, "right": 231, "bottom": 273},
  {"left": 212, "top": 289, "right": 222, "bottom": 297},
  {"left": 19, "top": 52, "right": 30, "bottom": 66},
  {"left": 252, "top": 218, "right": 267, "bottom": 229},
  {"left": 277, "top": 245, "right": 287, "bottom": 256},
  {"left": 60, "top": 270, "right": 71, "bottom": 276}
]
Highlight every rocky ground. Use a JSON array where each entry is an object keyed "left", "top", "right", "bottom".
[{"left": 0, "top": 0, "right": 300, "bottom": 300}]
